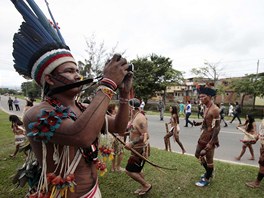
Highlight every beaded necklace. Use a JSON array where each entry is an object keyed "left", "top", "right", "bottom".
[
  {"left": 45, "top": 97, "right": 99, "bottom": 163},
  {"left": 202, "top": 102, "right": 213, "bottom": 128}
]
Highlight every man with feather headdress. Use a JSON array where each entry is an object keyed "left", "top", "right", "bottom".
[{"left": 11, "top": 0, "right": 133, "bottom": 197}]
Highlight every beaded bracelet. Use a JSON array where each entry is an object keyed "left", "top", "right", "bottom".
[
  {"left": 97, "top": 85, "right": 116, "bottom": 99},
  {"left": 119, "top": 97, "right": 129, "bottom": 104},
  {"left": 100, "top": 78, "right": 117, "bottom": 91}
]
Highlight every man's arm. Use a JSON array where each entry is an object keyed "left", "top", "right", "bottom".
[
  {"left": 24, "top": 55, "right": 132, "bottom": 148},
  {"left": 108, "top": 73, "right": 133, "bottom": 134},
  {"left": 206, "top": 108, "right": 220, "bottom": 149}
]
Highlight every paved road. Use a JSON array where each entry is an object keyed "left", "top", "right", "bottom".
[
  {"left": 0, "top": 95, "right": 260, "bottom": 167},
  {"left": 0, "top": 95, "right": 26, "bottom": 118}
]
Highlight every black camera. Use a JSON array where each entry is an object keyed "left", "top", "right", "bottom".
[{"left": 127, "top": 63, "right": 134, "bottom": 72}]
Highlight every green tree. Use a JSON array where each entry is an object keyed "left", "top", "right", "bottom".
[
  {"left": 255, "top": 75, "right": 264, "bottom": 97},
  {"left": 21, "top": 81, "right": 41, "bottom": 99},
  {"left": 230, "top": 75, "right": 256, "bottom": 108},
  {"left": 215, "top": 83, "right": 226, "bottom": 103},
  {"left": 0, "top": 88, "right": 12, "bottom": 95},
  {"left": 131, "top": 54, "right": 184, "bottom": 103}
]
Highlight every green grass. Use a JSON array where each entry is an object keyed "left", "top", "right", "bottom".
[{"left": 0, "top": 110, "right": 263, "bottom": 198}]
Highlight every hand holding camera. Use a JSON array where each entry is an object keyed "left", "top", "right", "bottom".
[{"left": 102, "top": 54, "right": 133, "bottom": 94}]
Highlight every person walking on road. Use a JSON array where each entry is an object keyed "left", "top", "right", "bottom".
[
  {"left": 228, "top": 103, "right": 234, "bottom": 116},
  {"left": 157, "top": 100, "right": 165, "bottom": 121},
  {"left": 230, "top": 102, "right": 242, "bottom": 124},
  {"left": 13, "top": 97, "right": 20, "bottom": 111},
  {"left": 235, "top": 114, "right": 258, "bottom": 161},
  {"left": 178, "top": 102, "right": 185, "bottom": 117},
  {"left": 246, "top": 119, "right": 264, "bottom": 188},
  {"left": 218, "top": 103, "right": 228, "bottom": 127},
  {"left": 192, "top": 85, "right": 220, "bottom": 187},
  {"left": 197, "top": 101, "right": 204, "bottom": 119},
  {"left": 184, "top": 100, "right": 193, "bottom": 127},
  {"left": 164, "top": 105, "right": 186, "bottom": 154},
  {"left": 8, "top": 97, "right": 14, "bottom": 111}
]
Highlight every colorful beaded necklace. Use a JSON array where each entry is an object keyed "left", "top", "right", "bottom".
[{"left": 45, "top": 97, "right": 99, "bottom": 163}]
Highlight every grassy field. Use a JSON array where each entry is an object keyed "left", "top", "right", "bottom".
[{"left": 0, "top": 110, "right": 263, "bottom": 198}]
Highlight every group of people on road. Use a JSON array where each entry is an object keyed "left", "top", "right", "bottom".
[
  {"left": 160, "top": 85, "right": 264, "bottom": 189},
  {"left": 6, "top": 96, "right": 35, "bottom": 113},
  {"left": 7, "top": 97, "right": 20, "bottom": 111},
  {"left": 162, "top": 84, "right": 220, "bottom": 187}
]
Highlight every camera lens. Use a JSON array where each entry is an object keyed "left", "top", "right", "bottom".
[{"left": 127, "top": 63, "right": 134, "bottom": 72}]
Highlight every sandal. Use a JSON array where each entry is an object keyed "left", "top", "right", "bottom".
[
  {"left": 133, "top": 189, "right": 142, "bottom": 194},
  {"left": 116, "top": 167, "right": 125, "bottom": 172},
  {"left": 138, "top": 185, "right": 152, "bottom": 195},
  {"left": 245, "top": 181, "right": 260, "bottom": 188}
]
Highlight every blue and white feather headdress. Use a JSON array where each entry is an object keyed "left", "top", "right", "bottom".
[{"left": 11, "top": 0, "right": 76, "bottom": 87}]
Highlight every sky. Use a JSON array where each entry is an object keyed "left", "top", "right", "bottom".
[{"left": 1, "top": 0, "right": 264, "bottom": 89}]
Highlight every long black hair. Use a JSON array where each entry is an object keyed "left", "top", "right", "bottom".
[
  {"left": 9, "top": 115, "right": 23, "bottom": 127},
  {"left": 245, "top": 114, "right": 255, "bottom": 132},
  {"left": 170, "top": 105, "right": 179, "bottom": 124}
]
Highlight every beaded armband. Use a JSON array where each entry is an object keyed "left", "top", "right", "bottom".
[
  {"left": 119, "top": 97, "right": 129, "bottom": 104},
  {"left": 97, "top": 85, "right": 116, "bottom": 99},
  {"left": 27, "top": 106, "right": 72, "bottom": 142},
  {"left": 100, "top": 78, "right": 117, "bottom": 91}
]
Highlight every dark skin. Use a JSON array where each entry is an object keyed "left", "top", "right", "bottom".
[
  {"left": 194, "top": 94, "right": 220, "bottom": 151},
  {"left": 199, "top": 94, "right": 220, "bottom": 151},
  {"left": 125, "top": 107, "right": 151, "bottom": 194},
  {"left": 23, "top": 54, "right": 133, "bottom": 197},
  {"left": 193, "top": 93, "right": 220, "bottom": 183}
]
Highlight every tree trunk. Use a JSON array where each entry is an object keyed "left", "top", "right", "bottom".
[
  {"left": 252, "top": 93, "right": 256, "bottom": 110},
  {"left": 241, "top": 94, "right": 246, "bottom": 109},
  {"left": 163, "top": 88, "right": 167, "bottom": 105}
]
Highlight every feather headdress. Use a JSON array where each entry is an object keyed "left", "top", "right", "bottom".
[
  {"left": 195, "top": 82, "right": 216, "bottom": 96},
  {"left": 196, "top": 85, "right": 217, "bottom": 96},
  {"left": 11, "top": 0, "right": 76, "bottom": 87}
]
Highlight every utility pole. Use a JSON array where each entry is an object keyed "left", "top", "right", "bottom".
[
  {"left": 256, "top": 59, "right": 259, "bottom": 76},
  {"left": 253, "top": 60, "right": 259, "bottom": 109}
]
